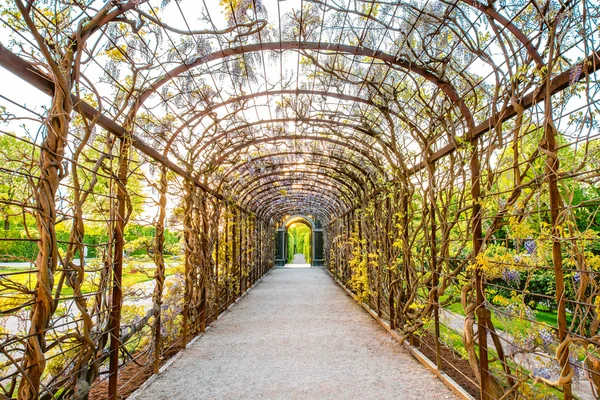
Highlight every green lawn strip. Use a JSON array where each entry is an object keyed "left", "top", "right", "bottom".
[
  {"left": 433, "top": 323, "right": 565, "bottom": 399},
  {"left": 1, "top": 262, "right": 181, "bottom": 298},
  {"left": 438, "top": 287, "right": 562, "bottom": 334}
]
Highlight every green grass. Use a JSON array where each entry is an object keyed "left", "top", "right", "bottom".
[
  {"left": 0, "top": 259, "right": 182, "bottom": 301},
  {"left": 437, "top": 288, "right": 562, "bottom": 335},
  {"left": 432, "top": 322, "right": 564, "bottom": 399}
]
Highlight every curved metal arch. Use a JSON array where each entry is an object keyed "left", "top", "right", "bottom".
[
  {"left": 162, "top": 89, "right": 394, "bottom": 155},
  {"left": 252, "top": 190, "right": 347, "bottom": 219},
  {"left": 192, "top": 117, "right": 391, "bottom": 161},
  {"left": 240, "top": 178, "right": 355, "bottom": 209},
  {"left": 209, "top": 134, "right": 389, "bottom": 172},
  {"left": 229, "top": 160, "right": 369, "bottom": 198},
  {"left": 261, "top": 201, "right": 335, "bottom": 222},
  {"left": 216, "top": 150, "right": 381, "bottom": 191},
  {"left": 250, "top": 182, "right": 354, "bottom": 207},
  {"left": 274, "top": 210, "right": 330, "bottom": 225},
  {"left": 136, "top": 42, "right": 473, "bottom": 128},
  {"left": 239, "top": 178, "right": 354, "bottom": 211},
  {"left": 458, "top": 0, "right": 543, "bottom": 66},
  {"left": 169, "top": 94, "right": 446, "bottom": 178},
  {"left": 163, "top": 89, "right": 435, "bottom": 162},
  {"left": 259, "top": 195, "right": 339, "bottom": 218},
  {"left": 240, "top": 179, "right": 354, "bottom": 212},
  {"left": 259, "top": 198, "right": 336, "bottom": 222},
  {"left": 241, "top": 178, "right": 354, "bottom": 206},
  {"left": 283, "top": 214, "right": 315, "bottom": 229},
  {"left": 235, "top": 170, "right": 360, "bottom": 208}
]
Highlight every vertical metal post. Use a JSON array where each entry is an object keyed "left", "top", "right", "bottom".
[
  {"left": 108, "top": 136, "right": 130, "bottom": 400},
  {"left": 153, "top": 165, "right": 167, "bottom": 374},
  {"left": 232, "top": 208, "right": 239, "bottom": 299},
  {"left": 258, "top": 222, "right": 262, "bottom": 278},
  {"left": 428, "top": 161, "right": 441, "bottom": 371},
  {"left": 470, "top": 137, "right": 490, "bottom": 400},
  {"left": 225, "top": 205, "right": 231, "bottom": 306},
  {"left": 386, "top": 193, "right": 396, "bottom": 330},
  {"left": 346, "top": 213, "right": 351, "bottom": 282},
  {"left": 250, "top": 217, "right": 255, "bottom": 285},
  {"left": 544, "top": 107, "right": 573, "bottom": 400},
  {"left": 238, "top": 212, "right": 243, "bottom": 295},
  {"left": 376, "top": 204, "right": 382, "bottom": 317},
  {"left": 215, "top": 213, "right": 220, "bottom": 319}
]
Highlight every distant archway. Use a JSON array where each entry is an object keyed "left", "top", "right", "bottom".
[
  {"left": 275, "top": 215, "right": 324, "bottom": 267},
  {"left": 286, "top": 222, "right": 311, "bottom": 265}
]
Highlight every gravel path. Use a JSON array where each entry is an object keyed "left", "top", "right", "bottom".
[
  {"left": 131, "top": 267, "right": 456, "bottom": 400},
  {"left": 289, "top": 253, "right": 307, "bottom": 264}
]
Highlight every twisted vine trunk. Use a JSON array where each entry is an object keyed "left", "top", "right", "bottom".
[
  {"left": 19, "top": 72, "right": 73, "bottom": 400},
  {"left": 153, "top": 165, "right": 168, "bottom": 372},
  {"left": 107, "top": 134, "right": 132, "bottom": 400}
]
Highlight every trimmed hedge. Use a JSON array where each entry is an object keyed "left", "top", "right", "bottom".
[{"left": 0, "top": 225, "right": 181, "bottom": 262}]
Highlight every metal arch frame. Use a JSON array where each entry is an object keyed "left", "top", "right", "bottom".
[
  {"left": 236, "top": 174, "right": 360, "bottom": 210},
  {"left": 251, "top": 185, "right": 351, "bottom": 210},
  {"left": 273, "top": 207, "right": 329, "bottom": 224},
  {"left": 266, "top": 202, "right": 336, "bottom": 223},
  {"left": 162, "top": 90, "right": 434, "bottom": 163},
  {"left": 136, "top": 42, "right": 474, "bottom": 127},
  {"left": 208, "top": 133, "right": 389, "bottom": 172},
  {"left": 226, "top": 167, "right": 371, "bottom": 211},
  {"left": 308, "top": 0, "right": 544, "bottom": 67},
  {"left": 192, "top": 117, "right": 392, "bottom": 161},
  {"left": 278, "top": 214, "right": 321, "bottom": 266},
  {"left": 238, "top": 175, "right": 356, "bottom": 206},
  {"left": 229, "top": 160, "right": 369, "bottom": 197},
  {"left": 256, "top": 192, "right": 343, "bottom": 221},
  {"left": 264, "top": 200, "right": 335, "bottom": 222},
  {"left": 274, "top": 212, "right": 323, "bottom": 267},
  {"left": 239, "top": 177, "right": 356, "bottom": 208},
  {"left": 3, "top": 45, "right": 595, "bottom": 198},
  {"left": 235, "top": 170, "right": 360, "bottom": 208},
  {"left": 206, "top": 136, "right": 386, "bottom": 184},
  {"left": 216, "top": 150, "right": 382, "bottom": 190},
  {"left": 283, "top": 214, "right": 316, "bottom": 229},
  {"left": 266, "top": 201, "right": 334, "bottom": 222},
  {"left": 162, "top": 89, "right": 394, "bottom": 153},
  {"left": 455, "top": 0, "right": 543, "bottom": 66},
  {"left": 240, "top": 180, "right": 355, "bottom": 213}
]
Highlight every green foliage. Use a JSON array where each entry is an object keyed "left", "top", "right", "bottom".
[
  {"left": 286, "top": 223, "right": 311, "bottom": 263},
  {"left": 0, "top": 224, "right": 181, "bottom": 262},
  {"left": 303, "top": 232, "right": 311, "bottom": 264}
]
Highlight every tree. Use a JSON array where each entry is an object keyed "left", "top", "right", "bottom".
[{"left": 0, "top": 134, "right": 35, "bottom": 230}]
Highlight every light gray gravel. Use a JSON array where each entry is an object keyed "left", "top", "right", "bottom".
[{"left": 131, "top": 267, "right": 456, "bottom": 400}]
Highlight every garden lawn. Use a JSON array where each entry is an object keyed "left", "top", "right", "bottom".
[{"left": 0, "top": 261, "right": 181, "bottom": 299}]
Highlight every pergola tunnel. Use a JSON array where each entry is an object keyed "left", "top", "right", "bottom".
[{"left": 1, "top": 0, "right": 600, "bottom": 399}]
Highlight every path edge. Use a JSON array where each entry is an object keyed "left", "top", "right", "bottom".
[
  {"left": 323, "top": 267, "right": 475, "bottom": 400},
  {"left": 127, "top": 270, "right": 272, "bottom": 399}
]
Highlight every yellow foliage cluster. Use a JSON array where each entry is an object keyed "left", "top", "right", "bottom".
[
  {"left": 587, "top": 252, "right": 600, "bottom": 271},
  {"left": 508, "top": 215, "right": 534, "bottom": 239},
  {"left": 102, "top": 45, "right": 128, "bottom": 62},
  {"left": 347, "top": 228, "right": 370, "bottom": 303},
  {"left": 219, "top": 0, "right": 241, "bottom": 8},
  {"left": 468, "top": 244, "right": 531, "bottom": 280}
]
